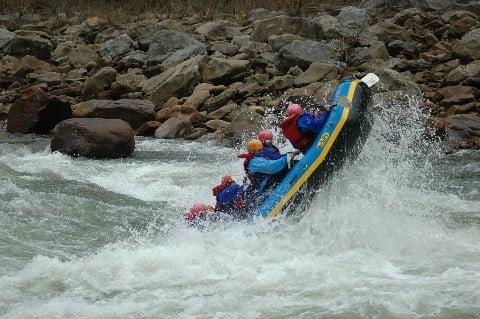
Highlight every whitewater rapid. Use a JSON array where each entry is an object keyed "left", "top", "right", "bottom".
[{"left": 0, "top": 102, "right": 479, "bottom": 318}]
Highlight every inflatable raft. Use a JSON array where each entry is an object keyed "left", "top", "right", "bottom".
[{"left": 255, "top": 75, "right": 376, "bottom": 220}]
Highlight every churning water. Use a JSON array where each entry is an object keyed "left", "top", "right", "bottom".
[{"left": 0, "top": 102, "right": 479, "bottom": 318}]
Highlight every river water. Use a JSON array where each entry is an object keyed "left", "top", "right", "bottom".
[{"left": 0, "top": 103, "right": 479, "bottom": 318}]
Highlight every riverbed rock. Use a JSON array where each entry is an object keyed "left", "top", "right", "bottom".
[
  {"left": 13, "top": 55, "right": 52, "bottom": 76},
  {"left": 5, "top": 34, "right": 52, "bottom": 59},
  {"left": 26, "top": 70, "right": 63, "bottom": 86},
  {"left": 154, "top": 116, "right": 193, "bottom": 139},
  {"left": 0, "top": 28, "right": 15, "bottom": 52},
  {"left": 7, "top": 86, "right": 72, "bottom": 134},
  {"left": 268, "top": 34, "right": 304, "bottom": 52},
  {"left": 337, "top": 6, "right": 369, "bottom": 25},
  {"left": 251, "top": 16, "right": 323, "bottom": 43},
  {"left": 82, "top": 67, "right": 118, "bottom": 99},
  {"left": 294, "top": 62, "right": 343, "bottom": 86},
  {"left": 135, "top": 120, "right": 161, "bottom": 136},
  {"left": 51, "top": 118, "right": 135, "bottom": 158},
  {"left": 453, "top": 28, "right": 480, "bottom": 60},
  {"left": 247, "top": 8, "right": 287, "bottom": 22},
  {"left": 72, "top": 99, "right": 154, "bottom": 129},
  {"left": 147, "top": 30, "right": 205, "bottom": 62},
  {"left": 142, "top": 57, "right": 201, "bottom": 107},
  {"left": 112, "top": 72, "right": 147, "bottom": 95},
  {"left": 222, "top": 107, "right": 264, "bottom": 144},
  {"left": 201, "top": 58, "right": 250, "bottom": 83},
  {"left": 278, "top": 40, "right": 336, "bottom": 71},
  {"left": 445, "top": 114, "right": 480, "bottom": 150},
  {"left": 99, "top": 33, "right": 135, "bottom": 58},
  {"left": 196, "top": 20, "right": 240, "bottom": 40}
]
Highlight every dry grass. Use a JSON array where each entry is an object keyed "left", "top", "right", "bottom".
[{"left": 1, "top": 0, "right": 362, "bottom": 23}]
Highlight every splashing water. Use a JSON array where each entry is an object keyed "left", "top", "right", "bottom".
[{"left": 0, "top": 99, "right": 479, "bottom": 318}]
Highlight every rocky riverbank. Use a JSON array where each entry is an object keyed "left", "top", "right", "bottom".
[{"left": 1, "top": 0, "right": 479, "bottom": 157}]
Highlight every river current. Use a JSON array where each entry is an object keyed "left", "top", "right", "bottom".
[{"left": 0, "top": 103, "right": 479, "bottom": 318}]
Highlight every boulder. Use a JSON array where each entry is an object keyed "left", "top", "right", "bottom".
[
  {"left": 72, "top": 99, "right": 155, "bottom": 129},
  {"left": 371, "top": 67, "right": 422, "bottom": 95},
  {"left": 201, "top": 58, "right": 250, "bottom": 83},
  {"left": 195, "top": 20, "right": 240, "bottom": 40},
  {"left": 13, "top": 55, "right": 52, "bottom": 76},
  {"left": 453, "top": 28, "right": 480, "bottom": 60},
  {"left": 251, "top": 16, "right": 323, "bottom": 43},
  {"left": 278, "top": 40, "right": 336, "bottom": 70},
  {"left": 268, "top": 34, "right": 303, "bottom": 52},
  {"left": 446, "top": 61, "right": 480, "bottom": 84},
  {"left": 6, "top": 34, "right": 52, "bottom": 59},
  {"left": 82, "top": 67, "right": 118, "bottom": 99},
  {"left": 445, "top": 114, "right": 480, "bottom": 150},
  {"left": 51, "top": 118, "right": 135, "bottom": 158},
  {"left": 351, "top": 41, "right": 390, "bottom": 66},
  {"left": 158, "top": 19, "right": 185, "bottom": 33},
  {"left": 112, "top": 73, "right": 147, "bottom": 94},
  {"left": 294, "top": 63, "right": 343, "bottom": 86},
  {"left": 433, "top": 85, "right": 479, "bottom": 102},
  {"left": 142, "top": 57, "right": 201, "bottom": 107},
  {"left": 99, "top": 33, "right": 135, "bottom": 58},
  {"left": 135, "top": 120, "right": 161, "bottom": 136},
  {"left": 124, "top": 18, "right": 162, "bottom": 50},
  {"left": 209, "top": 41, "right": 238, "bottom": 56},
  {"left": 222, "top": 107, "right": 264, "bottom": 144},
  {"left": 336, "top": 6, "right": 369, "bottom": 25},
  {"left": 206, "top": 102, "right": 238, "bottom": 120},
  {"left": 205, "top": 119, "right": 229, "bottom": 131},
  {"left": 0, "top": 28, "right": 15, "bottom": 52},
  {"left": 7, "top": 87, "right": 72, "bottom": 134},
  {"left": 388, "top": 40, "right": 419, "bottom": 59},
  {"left": 53, "top": 43, "right": 100, "bottom": 68},
  {"left": 26, "top": 70, "right": 63, "bottom": 86},
  {"left": 147, "top": 30, "right": 205, "bottom": 62},
  {"left": 154, "top": 116, "right": 193, "bottom": 139}
]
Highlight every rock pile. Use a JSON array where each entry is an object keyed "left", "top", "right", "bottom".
[{"left": 0, "top": 1, "right": 479, "bottom": 157}]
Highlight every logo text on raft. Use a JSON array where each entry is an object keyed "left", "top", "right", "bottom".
[{"left": 318, "top": 133, "right": 330, "bottom": 148}]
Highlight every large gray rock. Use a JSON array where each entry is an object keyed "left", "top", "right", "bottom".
[
  {"left": 278, "top": 40, "right": 336, "bottom": 70},
  {"left": 336, "top": 6, "right": 369, "bottom": 25},
  {"left": 222, "top": 107, "right": 264, "bottom": 144},
  {"left": 143, "top": 57, "right": 201, "bottom": 107},
  {"left": 201, "top": 58, "right": 250, "bottom": 82},
  {"left": 251, "top": 16, "right": 323, "bottom": 43},
  {"left": 5, "top": 34, "right": 52, "bottom": 59},
  {"left": 453, "top": 28, "right": 480, "bottom": 60},
  {"left": 53, "top": 42, "right": 100, "bottom": 68},
  {"left": 350, "top": 41, "right": 390, "bottom": 66},
  {"left": 72, "top": 99, "right": 155, "bottom": 129},
  {"left": 0, "top": 28, "right": 15, "bottom": 52},
  {"left": 195, "top": 20, "right": 240, "bottom": 40},
  {"left": 99, "top": 33, "right": 135, "bottom": 58},
  {"left": 371, "top": 67, "right": 422, "bottom": 95},
  {"left": 294, "top": 63, "right": 343, "bottom": 86},
  {"left": 147, "top": 30, "right": 205, "bottom": 61},
  {"left": 82, "top": 67, "right": 118, "bottom": 100},
  {"left": 26, "top": 70, "right": 63, "bottom": 86},
  {"left": 268, "top": 34, "right": 303, "bottom": 52},
  {"left": 154, "top": 116, "right": 193, "bottom": 139},
  {"left": 51, "top": 118, "right": 135, "bottom": 158},
  {"left": 7, "top": 87, "right": 72, "bottom": 134}
]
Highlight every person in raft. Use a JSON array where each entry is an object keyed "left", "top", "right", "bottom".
[
  {"left": 184, "top": 203, "right": 214, "bottom": 224},
  {"left": 279, "top": 103, "right": 331, "bottom": 154},
  {"left": 257, "top": 130, "right": 282, "bottom": 160},
  {"left": 239, "top": 139, "right": 289, "bottom": 196},
  {"left": 212, "top": 175, "right": 244, "bottom": 213}
]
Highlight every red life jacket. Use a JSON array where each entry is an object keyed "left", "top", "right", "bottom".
[
  {"left": 239, "top": 152, "right": 255, "bottom": 174},
  {"left": 279, "top": 114, "right": 311, "bottom": 152}
]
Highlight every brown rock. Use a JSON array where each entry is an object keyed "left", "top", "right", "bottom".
[
  {"left": 200, "top": 82, "right": 243, "bottom": 113},
  {"left": 51, "top": 118, "right": 135, "bottom": 158},
  {"left": 207, "top": 102, "right": 238, "bottom": 120},
  {"left": 433, "top": 85, "right": 478, "bottom": 102},
  {"left": 185, "top": 127, "right": 208, "bottom": 140},
  {"left": 439, "top": 94, "right": 476, "bottom": 108},
  {"left": 82, "top": 67, "right": 118, "bottom": 100},
  {"left": 154, "top": 116, "right": 193, "bottom": 139},
  {"left": 445, "top": 114, "right": 480, "bottom": 150},
  {"left": 201, "top": 58, "right": 250, "bottom": 83},
  {"left": 251, "top": 16, "right": 323, "bottom": 43},
  {"left": 135, "top": 120, "right": 161, "bottom": 136},
  {"left": 7, "top": 87, "right": 72, "bottom": 134},
  {"left": 222, "top": 107, "right": 264, "bottom": 144},
  {"left": 446, "top": 102, "right": 478, "bottom": 115},
  {"left": 205, "top": 119, "right": 229, "bottom": 131},
  {"left": 72, "top": 99, "right": 155, "bottom": 129},
  {"left": 13, "top": 55, "right": 52, "bottom": 77}
]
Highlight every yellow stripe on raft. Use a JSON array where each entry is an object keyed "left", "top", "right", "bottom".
[{"left": 266, "top": 80, "right": 360, "bottom": 220}]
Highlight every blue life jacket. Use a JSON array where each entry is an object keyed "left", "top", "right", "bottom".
[
  {"left": 216, "top": 183, "right": 243, "bottom": 211},
  {"left": 260, "top": 145, "right": 282, "bottom": 160}
]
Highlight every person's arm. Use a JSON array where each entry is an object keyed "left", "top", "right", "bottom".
[
  {"left": 248, "top": 156, "right": 287, "bottom": 174},
  {"left": 298, "top": 113, "right": 330, "bottom": 133},
  {"left": 217, "top": 184, "right": 241, "bottom": 207}
]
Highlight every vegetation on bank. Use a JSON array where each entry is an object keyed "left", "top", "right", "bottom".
[{"left": 1, "top": 0, "right": 361, "bottom": 21}]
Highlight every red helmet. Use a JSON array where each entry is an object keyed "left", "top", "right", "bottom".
[
  {"left": 286, "top": 104, "right": 303, "bottom": 117},
  {"left": 258, "top": 130, "right": 274, "bottom": 143},
  {"left": 221, "top": 175, "right": 234, "bottom": 185},
  {"left": 184, "top": 203, "right": 214, "bottom": 221}
]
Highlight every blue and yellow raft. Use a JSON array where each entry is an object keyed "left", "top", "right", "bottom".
[{"left": 255, "top": 79, "right": 373, "bottom": 220}]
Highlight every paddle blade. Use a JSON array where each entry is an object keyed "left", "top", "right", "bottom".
[{"left": 361, "top": 73, "right": 379, "bottom": 88}]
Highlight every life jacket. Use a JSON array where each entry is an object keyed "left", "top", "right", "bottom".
[
  {"left": 239, "top": 152, "right": 270, "bottom": 191},
  {"left": 213, "top": 182, "right": 244, "bottom": 211},
  {"left": 261, "top": 145, "right": 282, "bottom": 160},
  {"left": 279, "top": 113, "right": 312, "bottom": 152}
]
